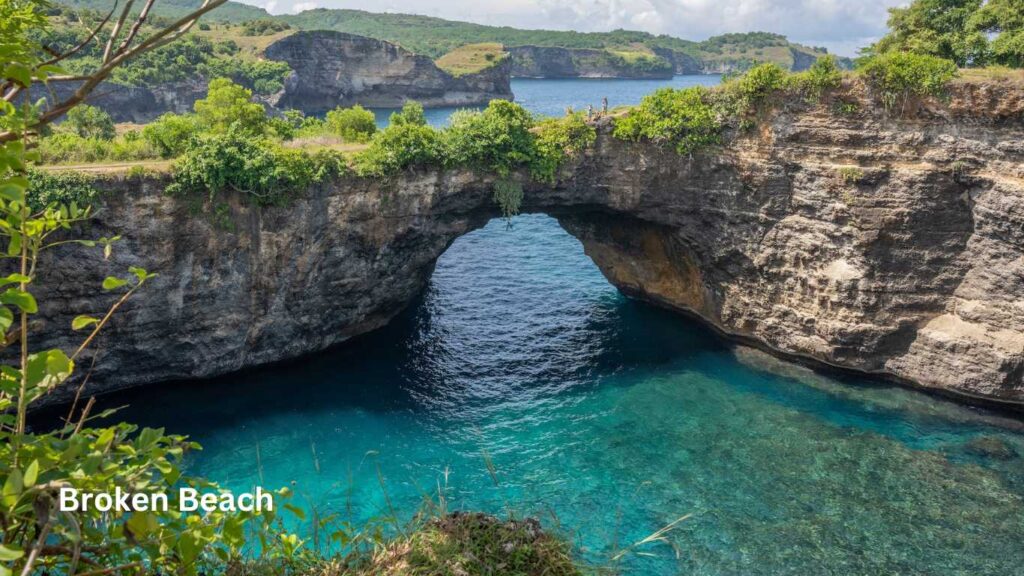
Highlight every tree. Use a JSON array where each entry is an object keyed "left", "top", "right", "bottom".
[
  {"left": 867, "top": 0, "right": 989, "bottom": 66},
  {"left": 389, "top": 100, "right": 427, "bottom": 127},
  {"left": 62, "top": 104, "right": 115, "bottom": 140},
  {"left": 969, "top": 0, "right": 1024, "bottom": 66},
  {"left": 193, "top": 77, "right": 267, "bottom": 135},
  {"left": 0, "top": 0, "right": 230, "bottom": 143},
  {"left": 0, "top": 3, "right": 303, "bottom": 574},
  {"left": 325, "top": 104, "right": 377, "bottom": 142}
]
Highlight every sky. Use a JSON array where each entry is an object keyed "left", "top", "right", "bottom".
[{"left": 239, "top": 0, "right": 908, "bottom": 57}]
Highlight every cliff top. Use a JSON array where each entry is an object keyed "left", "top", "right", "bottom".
[{"left": 435, "top": 43, "right": 509, "bottom": 77}]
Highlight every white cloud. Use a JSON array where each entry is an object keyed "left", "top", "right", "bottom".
[
  {"left": 234, "top": 0, "right": 905, "bottom": 56},
  {"left": 291, "top": 1, "right": 320, "bottom": 13}
]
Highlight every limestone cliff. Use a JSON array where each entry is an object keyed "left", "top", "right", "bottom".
[
  {"left": 508, "top": 46, "right": 674, "bottom": 79},
  {"left": 264, "top": 31, "right": 512, "bottom": 112},
  {"left": 49, "top": 78, "right": 209, "bottom": 123},
  {"left": 28, "top": 80, "right": 1024, "bottom": 406}
]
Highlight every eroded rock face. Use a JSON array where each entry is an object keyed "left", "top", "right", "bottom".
[
  {"left": 48, "top": 79, "right": 209, "bottom": 123},
  {"left": 28, "top": 81, "right": 1024, "bottom": 406},
  {"left": 264, "top": 31, "right": 512, "bottom": 112},
  {"left": 508, "top": 46, "right": 674, "bottom": 79}
]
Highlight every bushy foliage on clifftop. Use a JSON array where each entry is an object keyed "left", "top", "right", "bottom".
[
  {"left": 613, "top": 86, "right": 721, "bottom": 155},
  {"left": 858, "top": 52, "right": 960, "bottom": 111}
]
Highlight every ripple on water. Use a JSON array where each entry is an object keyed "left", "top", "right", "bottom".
[{"left": 100, "top": 214, "right": 1024, "bottom": 575}]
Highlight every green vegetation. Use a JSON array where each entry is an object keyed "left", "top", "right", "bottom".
[
  {"left": 442, "top": 101, "right": 536, "bottom": 176},
  {"left": 37, "top": 6, "right": 290, "bottom": 94},
  {"left": 25, "top": 168, "right": 100, "bottom": 209},
  {"left": 325, "top": 105, "right": 378, "bottom": 143},
  {"left": 354, "top": 122, "right": 440, "bottom": 177},
  {"left": 194, "top": 77, "right": 269, "bottom": 135},
  {"left": 37, "top": 131, "right": 159, "bottom": 164},
  {"left": 241, "top": 18, "right": 290, "bottom": 36},
  {"left": 727, "top": 62, "right": 790, "bottom": 112},
  {"left": 143, "top": 112, "right": 204, "bottom": 157},
  {"left": 858, "top": 52, "right": 959, "bottom": 111},
  {"left": 789, "top": 55, "right": 844, "bottom": 102},
  {"left": 613, "top": 86, "right": 722, "bottom": 155},
  {"left": 532, "top": 112, "right": 597, "bottom": 182},
  {"left": 166, "top": 129, "right": 346, "bottom": 210},
  {"left": 868, "top": 0, "right": 1024, "bottom": 68},
  {"left": 1, "top": 4, "right": 311, "bottom": 574},
  {"left": 62, "top": 105, "right": 115, "bottom": 140},
  {"left": 837, "top": 166, "right": 865, "bottom": 184},
  {"left": 435, "top": 43, "right": 508, "bottom": 76}
]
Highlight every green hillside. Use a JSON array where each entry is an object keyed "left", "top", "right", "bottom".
[
  {"left": 56, "top": 0, "right": 270, "bottom": 22},
  {"left": 53, "top": 0, "right": 842, "bottom": 71}
]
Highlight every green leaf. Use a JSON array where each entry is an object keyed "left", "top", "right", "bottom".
[
  {"left": 2, "top": 469, "right": 23, "bottom": 507},
  {"left": 0, "top": 288, "right": 36, "bottom": 313},
  {"left": 126, "top": 511, "right": 158, "bottom": 538},
  {"left": 0, "top": 183, "right": 24, "bottom": 204},
  {"left": 25, "top": 349, "right": 74, "bottom": 390},
  {"left": 0, "top": 274, "right": 30, "bottom": 286},
  {"left": 4, "top": 63, "right": 32, "bottom": 87},
  {"left": 128, "top": 266, "right": 154, "bottom": 283},
  {"left": 6, "top": 233, "right": 20, "bottom": 257},
  {"left": 0, "top": 307, "right": 12, "bottom": 332},
  {"left": 0, "top": 544, "right": 23, "bottom": 562},
  {"left": 102, "top": 277, "right": 127, "bottom": 291},
  {"left": 71, "top": 315, "right": 99, "bottom": 330},
  {"left": 22, "top": 460, "right": 38, "bottom": 488}
]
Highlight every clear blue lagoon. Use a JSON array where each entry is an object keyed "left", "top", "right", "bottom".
[{"left": 103, "top": 214, "right": 1024, "bottom": 575}]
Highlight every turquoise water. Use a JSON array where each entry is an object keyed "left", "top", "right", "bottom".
[
  {"left": 371, "top": 75, "right": 722, "bottom": 126},
  {"left": 100, "top": 214, "right": 1024, "bottom": 575}
]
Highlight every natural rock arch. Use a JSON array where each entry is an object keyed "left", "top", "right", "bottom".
[{"left": 32, "top": 104, "right": 1024, "bottom": 406}]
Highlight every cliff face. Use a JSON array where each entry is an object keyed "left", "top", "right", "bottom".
[
  {"left": 49, "top": 79, "right": 209, "bottom": 123},
  {"left": 508, "top": 46, "right": 674, "bottom": 79},
  {"left": 264, "top": 31, "right": 512, "bottom": 112},
  {"left": 29, "top": 81, "right": 1024, "bottom": 406}
]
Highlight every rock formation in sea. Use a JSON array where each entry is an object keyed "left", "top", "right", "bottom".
[
  {"left": 29, "top": 80, "right": 1024, "bottom": 406},
  {"left": 264, "top": 31, "right": 513, "bottom": 112}
]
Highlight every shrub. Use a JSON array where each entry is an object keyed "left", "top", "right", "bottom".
[
  {"left": 167, "top": 130, "right": 343, "bottom": 208},
  {"left": 198, "top": 58, "right": 291, "bottom": 95},
  {"left": 613, "top": 86, "right": 721, "bottom": 155},
  {"left": 354, "top": 123, "right": 443, "bottom": 176},
  {"left": 837, "top": 166, "right": 865, "bottom": 184},
  {"left": 193, "top": 77, "right": 268, "bottom": 136},
  {"left": 531, "top": 112, "right": 596, "bottom": 182},
  {"left": 442, "top": 100, "right": 536, "bottom": 175},
  {"left": 37, "top": 132, "right": 159, "bottom": 164},
  {"left": 791, "top": 55, "right": 843, "bottom": 102},
  {"left": 729, "top": 62, "right": 789, "bottom": 112},
  {"left": 143, "top": 112, "right": 202, "bottom": 157},
  {"left": 390, "top": 100, "right": 427, "bottom": 127},
  {"left": 62, "top": 104, "right": 115, "bottom": 140},
  {"left": 26, "top": 168, "right": 100, "bottom": 209},
  {"left": 858, "top": 52, "right": 959, "bottom": 111},
  {"left": 325, "top": 105, "right": 378, "bottom": 142}
]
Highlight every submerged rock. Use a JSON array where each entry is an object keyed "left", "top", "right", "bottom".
[{"left": 964, "top": 436, "right": 1020, "bottom": 461}]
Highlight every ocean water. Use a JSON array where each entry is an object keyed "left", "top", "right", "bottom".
[
  {"left": 371, "top": 75, "right": 722, "bottom": 126},
  {"left": 100, "top": 214, "right": 1024, "bottom": 575}
]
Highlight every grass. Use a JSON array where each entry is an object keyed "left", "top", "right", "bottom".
[
  {"left": 435, "top": 43, "right": 508, "bottom": 76},
  {"left": 193, "top": 23, "right": 296, "bottom": 60},
  {"left": 956, "top": 66, "right": 1024, "bottom": 83}
]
